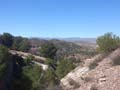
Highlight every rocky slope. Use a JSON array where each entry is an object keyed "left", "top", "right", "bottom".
[
  {"left": 9, "top": 50, "right": 48, "bottom": 70},
  {"left": 61, "top": 48, "right": 120, "bottom": 90}
]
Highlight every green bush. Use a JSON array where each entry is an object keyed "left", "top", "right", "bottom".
[
  {"left": 56, "top": 59, "right": 76, "bottom": 79},
  {"left": 25, "top": 55, "right": 34, "bottom": 65},
  {"left": 97, "top": 32, "right": 120, "bottom": 53}
]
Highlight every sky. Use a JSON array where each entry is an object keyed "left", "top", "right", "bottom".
[{"left": 0, "top": 0, "right": 120, "bottom": 38}]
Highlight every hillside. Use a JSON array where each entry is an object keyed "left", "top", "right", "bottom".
[
  {"left": 61, "top": 48, "right": 120, "bottom": 90},
  {"left": 30, "top": 38, "right": 96, "bottom": 60},
  {"left": 0, "top": 33, "right": 120, "bottom": 90}
]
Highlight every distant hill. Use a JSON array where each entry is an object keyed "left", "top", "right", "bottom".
[
  {"left": 41, "top": 37, "right": 97, "bottom": 48},
  {"left": 57, "top": 38, "right": 97, "bottom": 49}
]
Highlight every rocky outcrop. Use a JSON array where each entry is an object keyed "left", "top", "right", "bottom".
[{"left": 61, "top": 66, "right": 89, "bottom": 90}]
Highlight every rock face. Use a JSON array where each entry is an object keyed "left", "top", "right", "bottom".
[
  {"left": 61, "top": 48, "right": 120, "bottom": 90},
  {"left": 9, "top": 50, "right": 48, "bottom": 70},
  {"left": 61, "top": 66, "right": 89, "bottom": 90}
]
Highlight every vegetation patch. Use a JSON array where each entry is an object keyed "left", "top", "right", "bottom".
[
  {"left": 97, "top": 32, "right": 120, "bottom": 53},
  {"left": 88, "top": 61, "right": 98, "bottom": 70},
  {"left": 56, "top": 59, "right": 76, "bottom": 79}
]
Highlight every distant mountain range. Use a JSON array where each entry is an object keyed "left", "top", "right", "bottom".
[
  {"left": 57, "top": 38, "right": 96, "bottom": 43},
  {"left": 33, "top": 37, "right": 96, "bottom": 44}
]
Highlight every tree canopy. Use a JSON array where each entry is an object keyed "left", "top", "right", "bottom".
[
  {"left": 0, "top": 33, "right": 14, "bottom": 48},
  {"left": 12, "top": 37, "right": 31, "bottom": 52},
  {"left": 0, "top": 33, "right": 31, "bottom": 52}
]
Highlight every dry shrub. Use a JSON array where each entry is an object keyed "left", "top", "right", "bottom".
[{"left": 90, "top": 85, "right": 98, "bottom": 90}]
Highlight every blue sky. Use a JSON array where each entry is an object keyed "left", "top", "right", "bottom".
[{"left": 0, "top": 0, "right": 120, "bottom": 38}]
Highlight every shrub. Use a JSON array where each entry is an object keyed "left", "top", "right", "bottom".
[
  {"left": 56, "top": 59, "right": 76, "bottom": 79},
  {"left": 90, "top": 85, "right": 98, "bottom": 90},
  {"left": 88, "top": 61, "right": 98, "bottom": 70},
  {"left": 97, "top": 32, "right": 120, "bottom": 53}
]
